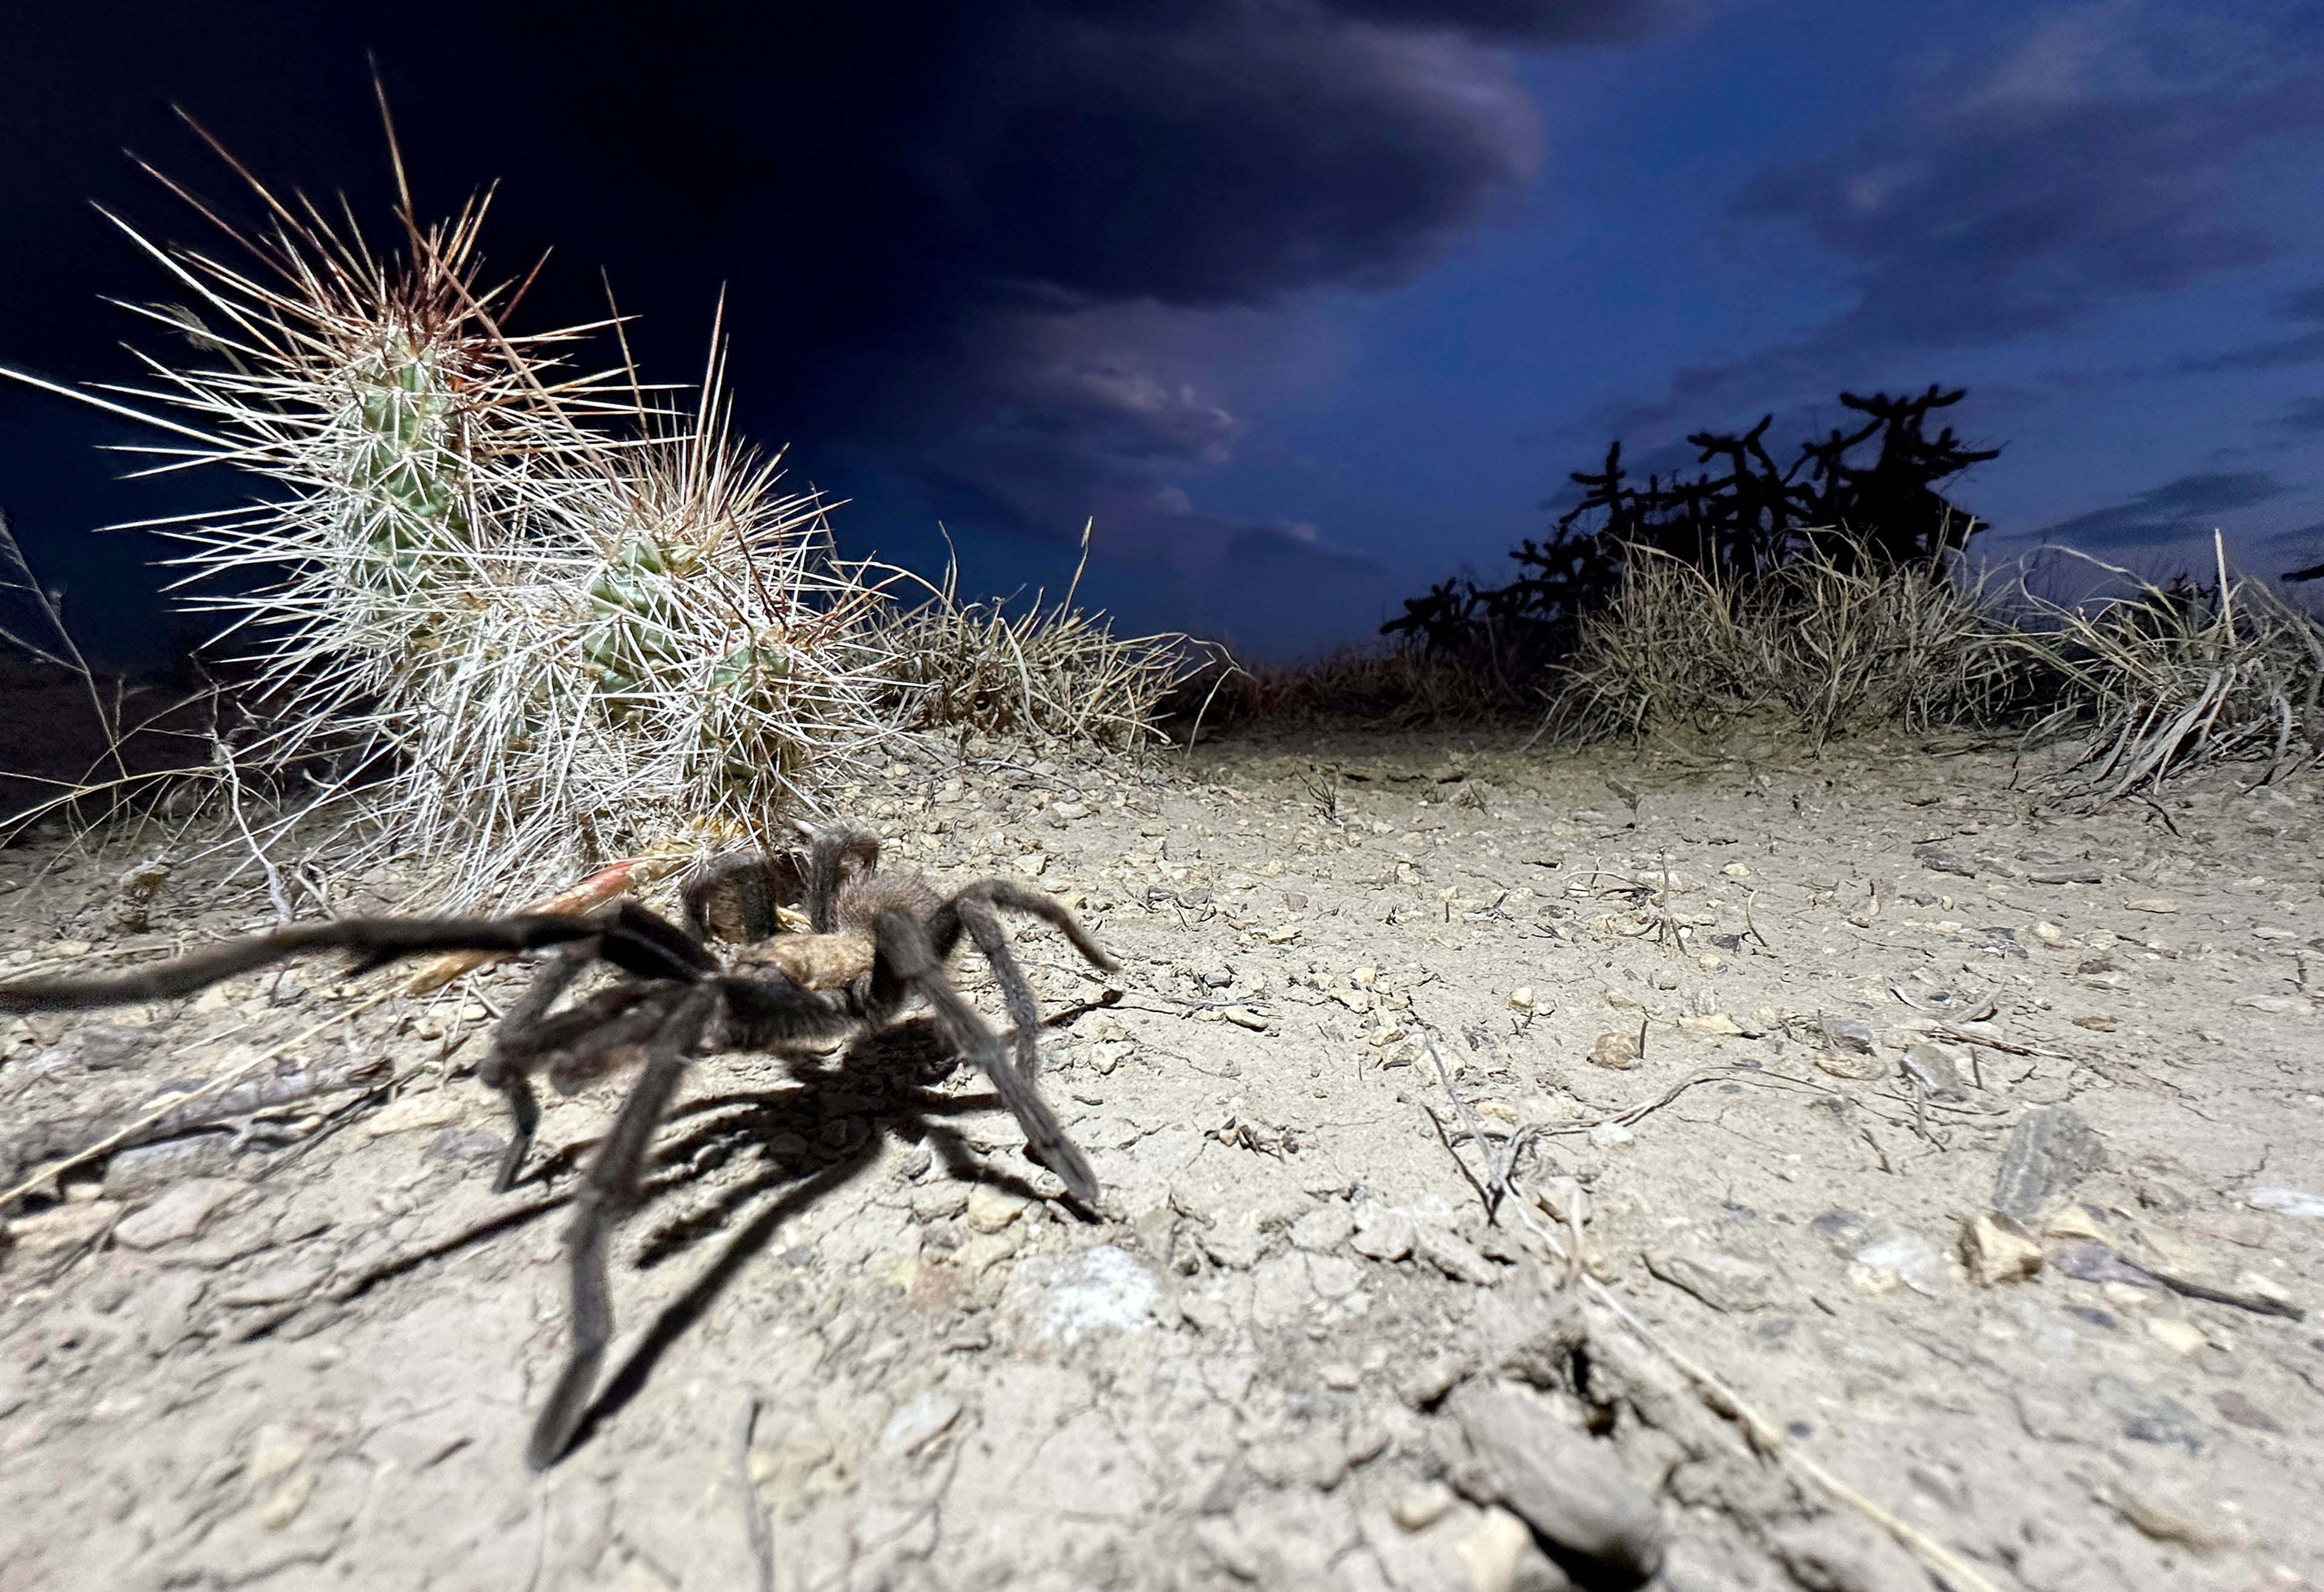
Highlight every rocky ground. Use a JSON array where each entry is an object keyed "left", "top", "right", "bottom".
[{"left": 2, "top": 731, "right": 2321, "bottom": 1591}]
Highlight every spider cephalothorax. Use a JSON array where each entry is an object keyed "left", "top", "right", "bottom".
[{"left": 0, "top": 825, "right": 1115, "bottom": 1467}]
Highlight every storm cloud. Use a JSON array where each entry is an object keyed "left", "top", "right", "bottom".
[{"left": 1, "top": 1, "right": 1692, "bottom": 658}]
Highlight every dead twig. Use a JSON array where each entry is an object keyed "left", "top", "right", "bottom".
[
  {"left": 736, "top": 1390, "right": 776, "bottom": 1592},
  {"left": 0, "top": 987, "right": 399, "bottom": 1211}
]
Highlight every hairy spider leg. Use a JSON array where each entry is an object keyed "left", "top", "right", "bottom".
[
  {"left": 803, "top": 827, "right": 882, "bottom": 932},
  {"left": 931, "top": 880, "right": 1120, "bottom": 1085},
  {"left": 479, "top": 971, "right": 678, "bottom": 1194},
  {"left": 590, "top": 900, "right": 720, "bottom": 980},
  {"left": 528, "top": 983, "right": 719, "bottom": 1470},
  {"left": 867, "top": 907, "right": 1100, "bottom": 1208},
  {"left": 680, "top": 850, "right": 808, "bottom": 942},
  {"left": 0, "top": 915, "right": 598, "bottom": 1013},
  {"left": 478, "top": 948, "right": 591, "bottom": 1192}
]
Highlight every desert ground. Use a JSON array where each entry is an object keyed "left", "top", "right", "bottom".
[{"left": 2, "top": 729, "right": 2320, "bottom": 1591}]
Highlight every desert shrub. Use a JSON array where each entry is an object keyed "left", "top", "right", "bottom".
[
  {"left": 1548, "top": 538, "right": 2025, "bottom": 748},
  {"left": 865, "top": 528, "right": 1219, "bottom": 753},
  {"left": 2007, "top": 540, "right": 2324, "bottom": 798},
  {"left": 1385, "top": 386, "right": 1998, "bottom": 670}
]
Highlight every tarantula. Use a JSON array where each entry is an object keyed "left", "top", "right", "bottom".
[{"left": 0, "top": 826, "right": 1114, "bottom": 1467}]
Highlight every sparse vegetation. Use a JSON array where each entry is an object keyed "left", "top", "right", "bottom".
[
  {"left": 1384, "top": 385, "right": 1997, "bottom": 663},
  {"left": 867, "top": 526, "right": 1219, "bottom": 754},
  {"left": 1, "top": 114, "right": 1200, "bottom": 907},
  {"left": 1544, "top": 537, "right": 2026, "bottom": 749},
  {"left": 2009, "top": 539, "right": 2324, "bottom": 798}
]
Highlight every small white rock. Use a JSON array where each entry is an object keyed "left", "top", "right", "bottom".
[
  {"left": 114, "top": 1179, "right": 239, "bottom": 1251},
  {"left": 879, "top": 1391, "right": 963, "bottom": 1455},
  {"left": 965, "top": 1184, "right": 1029, "bottom": 1233}
]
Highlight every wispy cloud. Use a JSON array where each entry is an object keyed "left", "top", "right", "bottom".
[
  {"left": 1598, "top": 2, "right": 2324, "bottom": 433},
  {"left": 2027, "top": 469, "right": 2288, "bottom": 547},
  {"left": 2182, "top": 278, "right": 2324, "bottom": 372}
]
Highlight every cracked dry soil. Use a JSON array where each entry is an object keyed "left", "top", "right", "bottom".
[{"left": 2, "top": 733, "right": 2321, "bottom": 1591}]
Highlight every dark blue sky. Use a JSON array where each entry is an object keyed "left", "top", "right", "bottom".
[{"left": 5, "top": 1, "right": 2322, "bottom": 664}]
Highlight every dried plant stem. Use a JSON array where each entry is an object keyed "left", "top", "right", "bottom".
[{"left": 0, "top": 987, "right": 398, "bottom": 1210}]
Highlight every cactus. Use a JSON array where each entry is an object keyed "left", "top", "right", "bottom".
[{"left": 1, "top": 122, "right": 894, "bottom": 906}]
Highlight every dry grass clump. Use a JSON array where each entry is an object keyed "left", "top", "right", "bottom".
[
  {"left": 1547, "top": 538, "right": 2023, "bottom": 748},
  {"left": 867, "top": 528, "right": 1217, "bottom": 754},
  {"left": 2, "top": 114, "right": 896, "bottom": 906},
  {"left": 2007, "top": 538, "right": 2324, "bottom": 799}
]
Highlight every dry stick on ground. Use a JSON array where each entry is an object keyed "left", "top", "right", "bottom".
[
  {"left": 735, "top": 1390, "right": 776, "bottom": 1592},
  {"left": 0, "top": 987, "right": 399, "bottom": 1208},
  {"left": 1408, "top": 1072, "right": 2009, "bottom": 1592},
  {"left": 1561, "top": 1235, "right": 2009, "bottom": 1592},
  {"left": 2, "top": 1049, "right": 389, "bottom": 1186},
  {"left": 1422, "top": 1034, "right": 1529, "bottom": 1220}
]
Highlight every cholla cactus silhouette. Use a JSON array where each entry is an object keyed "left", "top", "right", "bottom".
[
  {"left": 1387, "top": 386, "right": 2001, "bottom": 657},
  {"left": 2, "top": 97, "right": 893, "bottom": 904}
]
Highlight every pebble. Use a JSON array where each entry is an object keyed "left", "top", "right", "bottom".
[
  {"left": 1003, "top": 1246, "right": 1158, "bottom": 1343},
  {"left": 114, "top": 1179, "right": 240, "bottom": 1251},
  {"left": 2097, "top": 1469, "right": 2237, "bottom": 1548},
  {"left": 1507, "top": 987, "right": 1534, "bottom": 1011},
  {"left": 1587, "top": 1031, "right": 1641, "bottom": 1070},
  {"left": 1587, "top": 1122, "right": 1635, "bottom": 1149},
  {"left": 2145, "top": 1318, "right": 2207, "bottom": 1355},
  {"left": 1900, "top": 1042, "right": 1971, "bottom": 1099},
  {"left": 1452, "top": 1505, "right": 1564, "bottom": 1592},
  {"left": 1959, "top": 1212, "right": 2043, "bottom": 1286},
  {"left": 2244, "top": 1185, "right": 2324, "bottom": 1219},
  {"left": 1914, "top": 845, "right": 1977, "bottom": 878},
  {"left": 1393, "top": 1480, "right": 1457, "bottom": 1531},
  {"left": 1850, "top": 1228, "right": 1950, "bottom": 1297},
  {"left": 1307, "top": 1255, "right": 1364, "bottom": 1300},
  {"left": 133, "top": 1270, "right": 208, "bottom": 1355},
  {"left": 1251, "top": 1254, "right": 1314, "bottom": 1326},
  {"left": 1647, "top": 1246, "right": 1775, "bottom": 1313},
  {"left": 879, "top": 1390, "right": 963, "bottom": 1455},
  {"left": 1289, "top": 1203, "right": 1356, "bottom": 1254},
  {"left": 1813, "top": 1050, "right": 1878, "bottom": 1081},
  {"left": 910, "top": 1184, "right": 970, "bottom": 1220},
  {"left": 1414, "top": 1226, "right": 1499, "bottom": 1287},
  {"left": 1202, "top": 1223, "right": 1265, "bottom": 1271},
  {"left": 5, "top": 1199, "right": 119, "bottom": 1259},
  {"left": 1350, "top": 1205, "right": 1416, "bottom": 1262},
  {"left": 966, "top": 1185, "right": 1029, "bottom": 1233},
  {"left": 1992, "top": 1105, "right": 2104, "bottom": 1223},
  {"left": 2213, "top": 1390, "right": 2282, "bottom": 1433},
  {"left": 1398, "top": 1351, "right": 1472, "bottom": 1409},
  {"left": 1451, "top": 1381, "right": 1668, "bottom": 1584},
  {"left": 1818, "top": 1015, "right": 1878, "bottom": 1054},
  {"left": 2044, "top": 1205, "right": 2109, "bottom": 1242},
  {"left": 950, "top": 1230, "right": 1022, "bottom": 1280}
]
